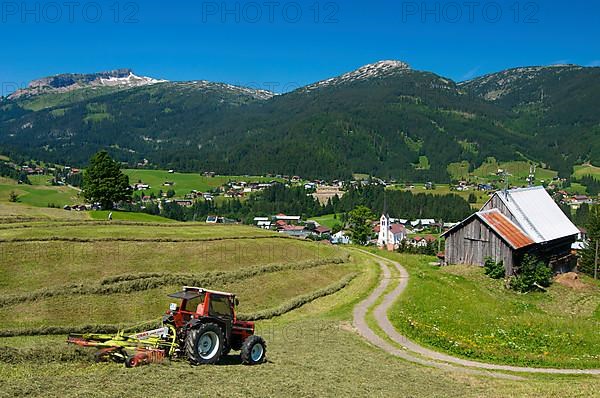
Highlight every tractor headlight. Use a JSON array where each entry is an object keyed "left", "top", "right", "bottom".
[{"left": 169, "top": 303, "right": 177, "bottom": 312}]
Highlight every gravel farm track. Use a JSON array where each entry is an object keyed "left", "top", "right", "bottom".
[{"left": 353, "top": 250, "right": 600, "bottom": 379}]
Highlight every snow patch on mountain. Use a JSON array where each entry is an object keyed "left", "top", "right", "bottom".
[
  {"left": 305, "top": 60, "right": 411, "bottom": 91},
  {"left": 180, "top": 80, "right": 275, "bottom": 100},
  {"left": 9, "top": 69, "right": 167, "bottom": 100}
]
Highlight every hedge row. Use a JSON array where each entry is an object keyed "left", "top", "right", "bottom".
[
  {"left": 0, "top": 272, "right": 356, "bottom": 339},
  {"left": 0, "top": 255, "right": 350, "bottom": 308}
]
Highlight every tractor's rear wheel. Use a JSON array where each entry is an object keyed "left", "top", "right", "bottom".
[
  {"left": 185, "top": 323, "right": 224, "bottom": 365},
  {"left": 241, "top": 335, "right": 267, "bottom": 365}
]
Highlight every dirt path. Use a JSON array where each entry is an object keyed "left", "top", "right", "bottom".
[{"left": 353, "top": 250, "right": 600, "bottom": 377}]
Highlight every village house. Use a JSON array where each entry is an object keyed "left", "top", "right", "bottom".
[
  {"left": 272, "top": 214, "right": 301, "bottom": 224},
  {"left": 409, "top": 235, "right": 437, "bottom": 248},
  {"left": 331, "top": 230, "right": 351, "bottom": 245},
  {"left": 253, "top": 217, "right": 272, "bottom": 229},
  {"left": 312, "top": 225, "right": 332, "bottom": 238},
  {"left": 443, "top": 186, "right": 580, "bottom": 275}
]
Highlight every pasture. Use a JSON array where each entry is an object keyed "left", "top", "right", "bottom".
[
  {"left": 0, "top": 218, "right": 599, "bottom": 397},
  {"left": 124, "top": 169, "right": 279, "bottom": 198},
  {"left": 374, "top": 251, "right": 600, "bottom": 369}
]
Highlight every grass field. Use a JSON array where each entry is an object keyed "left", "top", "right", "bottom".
[
  {"left": 0, "top": 182, "right": 80, "bottom": 208},
  {"left": 124, "top": 169, "right": 279, "bottom": 198},
  {"left": 374, "top": 251, "right": 600, "bottom": 369},
  {"left": 0, "top": 203, "right": 90, "bottom": 222},
  {"left": 88, "top": 210, "right": 176, "bottom": 222},
  {"left": 448, "top": 159, "right": 558, "bottom": 186},
  {"left": 573, "top": 164, "right": 600, "bottom": 180},
  {"left": 1, "top": 217, "right": 600, "bottom": 396},
  {"left": 310, "top": 214, "right": 342, "bottom": 229},
  {"left": 388, "top": 183, "right": 491, "bottom": 209}
]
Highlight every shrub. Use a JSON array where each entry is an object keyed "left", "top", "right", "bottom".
[
  {"left": 484, "top": 257, "right": 505, "bottom": 279},
  {"left": 510, "top": 254, "right": 553, "bottom": 293},
  {"left": 8, "top": 191, "right": 18, "bottom": 203}
]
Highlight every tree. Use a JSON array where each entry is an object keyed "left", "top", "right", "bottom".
[
  {"left": 82, "top": 151, "right": 131, "bottom": 210},
  {"left": 510, "top": 254, "right": 553, "bottom": 292},
  {"left": 348, "top": 206, "right": 375, "bottom": 245},
  {"left": 484, "top": 257, "right": 505, "bottom": 279},
  {"left": 579, "top": 206, "right": 600, "bottom": 277},
  {"left": 468, "top": 193, "right": 477, "bottom": 204},
  {"left": 331, "top": 222, "right": 344, "bottom": 235}
]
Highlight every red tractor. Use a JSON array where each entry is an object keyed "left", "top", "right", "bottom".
[
  {"left": 164, "top": 286, "right": 267, "bottom": 366},
  {"left": 68, "top": 286, "right": 267, "bottom": 367}
]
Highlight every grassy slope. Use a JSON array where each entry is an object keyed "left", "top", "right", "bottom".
[
  {"left": 88, "top": 210, "right": 176, "bottom": 222},
  {"left": 0, "top": 222, "right": 274, "bottom": 240},
  {"left": 388, "top": 183, "right": 490, "bottom": 209},
  {"left": 0, "top": 182, "right": 80, "bottom": 208},
  {"left": 0, "top": 203, "right": 90, "bottom": 221},
  {"left": 448, "top": 159, "right": 558, "bottom": 186},
  {"left": 377, "top": 251, "right": 600, "bottom": 369},
  {"left": 573, "top": 164, "right": 600, "bottom": 180},
  {"left": 0, "top": 248, "right": 597, "bottom": 397},
  {"left": 124, "top": 169, "right": 279, "bottom": 197},
  {"left": 310, "top": 214, "right": 341, "bottom": 229}
]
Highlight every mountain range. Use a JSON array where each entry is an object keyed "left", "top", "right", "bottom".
[{"left": 1, "top": 61, "right": 598, "bottom": 181}]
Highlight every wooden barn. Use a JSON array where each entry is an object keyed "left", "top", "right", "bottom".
[{"left": 443, "top": 186, "right": 580, "bottom": 275}]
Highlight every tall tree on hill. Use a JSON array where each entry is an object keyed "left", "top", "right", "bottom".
[
  {"left": 82, "top": 151, "right": 131, "bottom": 210},
  {"left": 348, "top": 206, "right": 376, "bottom": 246},
  {"left": 579, "top": 206, "right": 600, "bottom": 277}
]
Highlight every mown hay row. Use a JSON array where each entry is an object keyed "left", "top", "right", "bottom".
[
  {"left": 0, "top": 221, "right": 275, "bottom": 230},
  {"left": 0, "top": 345, "right": 95, "bottom": 364},
  {"left": 0, "top": 273, "right": 357, "bottom": 339},
  {"left": 0, "top": 235, "right": 288, "bottom": 243},
  {"left": 239, "top": 273, "right": 357, "bottom": 321},
  {"left": 0, "top": 255, "right": 351, "bottom": 308}
]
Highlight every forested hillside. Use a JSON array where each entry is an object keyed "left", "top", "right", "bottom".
[{"left": 1, "top": 62, "right": 598, "bottom": 181}]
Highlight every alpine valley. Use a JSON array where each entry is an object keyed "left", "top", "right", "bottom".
[{"left": 1, "top": 61, "right": 599, "bottom": 181}]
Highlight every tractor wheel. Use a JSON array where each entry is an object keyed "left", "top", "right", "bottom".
[
  {"left": 241, "top": 335, "right": 267, "bottom": 365},
  {"left": 125, "top": 355, "right": 143, "bottom": 368},
  {"left": 185, "top": 323, "right": 224, "bottom": 365}
]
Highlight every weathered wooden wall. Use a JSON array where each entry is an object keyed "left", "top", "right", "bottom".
[{"left": 444, "top": 217, "right": 516, "bottom": 274}]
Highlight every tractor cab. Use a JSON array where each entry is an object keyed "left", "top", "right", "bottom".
[{"left": 167, "top": 287, "right": 238, "bottom": 328}]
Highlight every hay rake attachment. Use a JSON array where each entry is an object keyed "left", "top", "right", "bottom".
[{"left": 68, "top": 325, "right": 178, "bottom": 368}]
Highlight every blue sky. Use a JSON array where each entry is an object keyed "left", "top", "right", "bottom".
[{"left": 1, "top": 0, "right": 599, "bottom": 94}]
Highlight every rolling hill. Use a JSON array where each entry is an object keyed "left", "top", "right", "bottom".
[{"left": 1, "top": 62, "right": 599, "bottom": 181}]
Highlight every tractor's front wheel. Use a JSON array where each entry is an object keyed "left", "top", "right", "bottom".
[
  {"left": 185, "top": 323, "right": 224, "bottom": 365},
  {"left": 241, "top": 335, "right": 267, "bottom": 365}
]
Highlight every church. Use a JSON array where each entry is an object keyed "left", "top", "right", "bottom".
[{"left": 376, "top": 212, "right": 407, "bottom": 251}]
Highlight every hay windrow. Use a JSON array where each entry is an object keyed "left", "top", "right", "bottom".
[
  {"left": 0, "top": 272, "right": 356, "bottom": 339},
  {"left": 0, "top": 255, "right": 351, "bottom": 308},
  {"left": 0, "top": 235, "right": 288, "bottom": 243}
]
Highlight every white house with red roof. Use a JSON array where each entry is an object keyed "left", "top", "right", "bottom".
[{"left": 376, "top": 213, "right": 407, "bottom": 251}]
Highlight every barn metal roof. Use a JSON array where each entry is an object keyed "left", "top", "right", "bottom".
[
  {"left": 478, "top": 209, "right": 535, "bottom": 250},
  {"left": 492, "top": 187, "right": 579, "bottom": 243}
]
